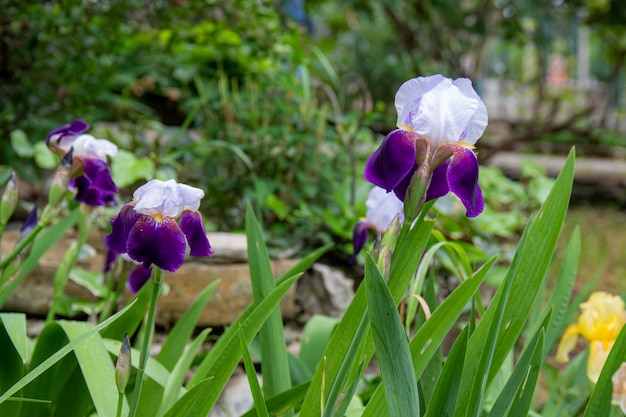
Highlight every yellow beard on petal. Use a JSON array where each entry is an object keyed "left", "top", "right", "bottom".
[
  {"left": 457, "top": 141, "right": 476, "bottom": 149},
  {"left": 398, "top": 124, "right": 413, "bottom": 132},
  {"left": 153, "top": 214, "right": 163, "bottom": 223}
]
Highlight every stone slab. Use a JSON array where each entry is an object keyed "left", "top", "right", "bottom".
[{"left": 0, "top": 229, "right": 296, "bottom": 327}]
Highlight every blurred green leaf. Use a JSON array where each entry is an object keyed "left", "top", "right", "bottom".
[
  {"left": 33, "top": 141, "right": 58, "bottom": 169},
  {"left": 10, "top": 130, "right": 33, "bottom": 158},
  {"left": 111, "top": 150, "right": 155, "bottom": 188}
]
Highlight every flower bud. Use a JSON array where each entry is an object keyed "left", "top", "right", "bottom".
[
  {"left": 18, "top": 206, "right": 38, "bottom": 243},
  {"left": 48, "top": 150, "right": 72, "bottom": 207},
  {"left": 115, "top": 333, "right": 132, "bottom": 393},
  {"left": 0, "top": 172, "right": 18, "bottom": 225}
]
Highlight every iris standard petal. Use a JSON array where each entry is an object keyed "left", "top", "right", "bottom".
[
  {"left": 105, "top": 202, "right": 141, "bottom": 254},
  {"left": 71, "top": 134, "right": 118, "bottom": 161},
  {"left": 451, "top": 78, "right": 488, "bottom": 144},
  {"left": 177, "top": 183, "right": 205, "bottom": 212},
  {"left": 127, "top": 216, "right": 187, "bottom": 272},
  {"left": 133, "top": 179, "right": 180, "bottom": 217},
  {"left": 73, "top": 158, "right": 119, "bottom": 206},
  {"left": 406, "top": 79, "right": 480, "bottom": 147},
  {"left": 395, "top": 75, "right": 447, "bottom": 128},
  {"left": 128, "top": 265, "right": 153, "bottom": 295},
  {"left": 425, "top": 160, "right": 450, "bottom": 201},
  {"left": 179, "top": 211, "right": 213, "bottom": 257},
  {"left": 364, "top": 130, "right": 417, "bottom": 193},
  {"left": 446, "top": 147, "right": 484, "bottom": 218}
]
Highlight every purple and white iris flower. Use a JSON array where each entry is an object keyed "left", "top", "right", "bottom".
[
  {"left": 105, "top": 179, "right": 213, "bottom": 292},
  {"left": 364, "top": 75, "right": 488, "bottom": 218},
  {"left": 46, "top": 119, "right": 119, "bottom": 206},
  {"left": 351, "top": 186, "right": 404, "bottom": 262}
]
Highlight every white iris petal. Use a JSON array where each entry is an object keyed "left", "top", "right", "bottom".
[
  {"left": 394, "top": 75, "right": 488, "bottom": 147},
  {"left": 66, "top": 134, "right": 118, "bottom": 161},
  {"left": 133, "top": 179, "right": 204, "bottom": 218},
  {"left": 365, "top": 187, "right": 404, "bottom": 232}
]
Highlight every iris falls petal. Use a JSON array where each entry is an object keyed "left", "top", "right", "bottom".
[
  {"left": 127, "top": 216, "right": 187, "bottom": 272},
  {"left": 364, "top": 130, "right": 417, "bottom": 193},
  {"left": 128, "top": 265, "right": 153, "bottom": 295},
  {"left": 105, "top": 203, "right": 141, "bottom": 255},
  {"left": 179, "top": 211, "right": 213, "bottom": 257},
  {"left": 446, "top": 147, "right": 484, "bottom": 218},
  {"left": 425, "top": 160, "right": 450, "bottom": 201}
]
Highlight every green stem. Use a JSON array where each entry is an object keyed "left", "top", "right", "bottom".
[
  {"left": 127, "top": 267, "right": 164, "bottom": 417},
  {"left": 116, "top": 392, "right": 124, "bottom": 417},
  {"left": 0, "top": 222, "right": 45, "bottom": 271},
  {"left": 46, "top": 206, "right": 92, "bottom": 322}
]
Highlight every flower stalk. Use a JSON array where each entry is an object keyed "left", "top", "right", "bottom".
[{"left": 127, "top": 267, "right": 164, "bottom": 417}]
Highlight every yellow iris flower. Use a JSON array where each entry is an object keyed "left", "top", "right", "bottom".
[{"left": 556, "top": 291, "right": 626, "bottom": 383}]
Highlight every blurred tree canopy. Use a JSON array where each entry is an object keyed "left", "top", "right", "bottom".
[{"left": 312, "top": 0, "right": 626, "bottom": 157}]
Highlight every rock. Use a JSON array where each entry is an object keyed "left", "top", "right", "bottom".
[
  {"left": 208, "top": 370, "right": 257, "bottom": 417},
  {"left": 152, "top": 258, "right": 298, "bottom": 326},
  {"left": 295, "top": 263, "right": 354, "bottom": 323}
]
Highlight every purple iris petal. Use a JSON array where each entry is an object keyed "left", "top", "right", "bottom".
[
  {"left": 447, "top": 147, "right": 484, "bottom": 218},
  {"left": 104, "top": 250, "right": 117, "bottom": 273},
  {"left": 179, "top": 210, "right": 213, "bottom": 256},
  {"left": 128, "top": 265, "right": 153, "bottom": 294},
  {"left": 350, "top": 221, "right": 371, "bottom": 263},
  {"left": 46, "top": 119, "right": 90, "bottom": 146},
  {"left": 127, "top": 216, "right": 187, "bottom": 272},
  {"left": 391, "top": 164, "right": 417, "bottom": 202},
  {"left": 425, "top": 160, "right": 451, "bottom": 201},
  {"left": 364, "top": 130, "right": 417, "bottom": 193},
  {"left": 71, "top": 158, "right": 119, "bottom": 206},
  {"left": 105, "top": 203, "right": 141, "bottom": 255}
]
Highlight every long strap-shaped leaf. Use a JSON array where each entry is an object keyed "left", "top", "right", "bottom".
[
  {"left": 0, "top": 299, "right": 136, "bottom": 406},
  {"left": 299, "top": 218, "right": 434, "bottom": 417},
  {"left": 487, "top": 315, "right": 550, "bottom": 417},
  {"left": 162, "top": 273, "right": 301, "bottom": 417},
  {"left": 246, "top": 204, "right": 292, "bottom": 402},
  {"left": 365, "top": 253, "right": 420, "bottom": 416},
  {"left": 425, "top": 325, "right": 470, "bottom": 417},
  {"left": 584, "top": 323, "right": 626, "bottom": 416},
  {"left": 187, "top": 241, "right": 330, "bottom": 390},
  {"left": 361, "top": 257, "right": 495, "bottom": 417},
  {"left": 454, "top": 148, "right": 575, "bottom": 417}
]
